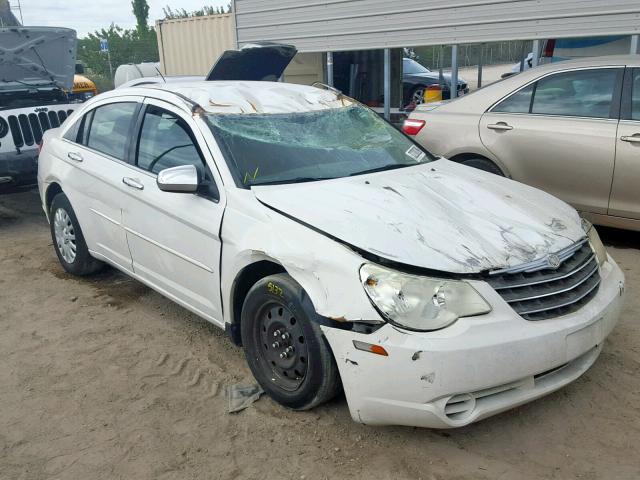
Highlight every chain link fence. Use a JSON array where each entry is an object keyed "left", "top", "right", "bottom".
[{"left": 411, "top": 40, "right": 534, "bottom": 69}]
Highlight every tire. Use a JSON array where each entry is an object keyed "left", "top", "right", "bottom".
[
  {"left": 240, "top": 273, "right": 341, "bottom": 410},
  {"left": 49, "top": 193, "right": 104, "bottom": 276},
  {"left": 460, "top": 158, "right": 505, "bottom": 176},
  {"left": 409, "top": 85, "right": 427, "bottom": 106}
]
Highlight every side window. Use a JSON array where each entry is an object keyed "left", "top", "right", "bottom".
[
  {"left": 632, "top": 69, "right": 640, "bottom": 121},
  {"left": 136, "top": 105, "right": 205, "bottom": 176},
  {"left": 62, "top": 117, "right": 81, "bottom": 142},
  {"left": 493, "top": 84, "right": 534, "bottom": 113},
  {"left": 86, "top": 102, "right": 138, "bottom": 160},
  {"left": 531, "top": 69, "right": 618, "bottom": 118}
]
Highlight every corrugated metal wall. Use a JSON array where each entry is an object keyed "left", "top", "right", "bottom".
[
  {"left": 234, "top": 0, "right": 640, "bottom": 52},
  {"left": 156, "top": 14, "right": 236, "bottom": 75}
]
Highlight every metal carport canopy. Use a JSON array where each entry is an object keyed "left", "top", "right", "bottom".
[{"left": 233, "top": 0, "right": 640, "bottom": 52}]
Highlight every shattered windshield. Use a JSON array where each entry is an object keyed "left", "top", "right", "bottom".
[{"left": 206, "top": 104, "right": 435, "bottom": 186}]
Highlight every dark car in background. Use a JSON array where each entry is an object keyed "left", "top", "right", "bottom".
[{"left": 403, "top": 58, "right": 468, "bottom": 107}]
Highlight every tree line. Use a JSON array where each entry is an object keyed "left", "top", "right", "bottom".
[{"left": 78, "top": 1, "right": 232, "bottom": 91}]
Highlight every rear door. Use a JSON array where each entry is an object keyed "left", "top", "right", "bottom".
[
  {"left": 479, "top": 67, "right": 623, "bottom": 214},
  {"left": 121, "top": 98, "right": 225, "bottom": 323},
  {"left": 609, "top": 67, "right": 640, "bottom": 219},
  {"left": 61, "top": 98, "right": 142, "bottom": 271}
]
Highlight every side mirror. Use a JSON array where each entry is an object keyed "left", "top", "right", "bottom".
[{"left": 157, "top": 165, "right": 199, "bottom": 193}]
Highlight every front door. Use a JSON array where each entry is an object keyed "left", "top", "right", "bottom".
[
  {"left": 480, "top": 67, "right": 622, "bottom": 214},
  {"left": 609, "top": 68, "right": 640, "bottom": 219},
  {"left": 120, "top": 99, "right": 225, "bottom": 324}
]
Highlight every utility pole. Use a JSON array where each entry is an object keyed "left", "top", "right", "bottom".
[{"left": 10, "top": 0, "right": 23, "bottom": 24}]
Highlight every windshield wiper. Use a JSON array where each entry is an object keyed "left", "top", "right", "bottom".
[
  {"left": 349, "top": 163, "right": 415, "bottom": 177},
  {"left": 252, "top": 176, "right": 334, "bottom": 186}
]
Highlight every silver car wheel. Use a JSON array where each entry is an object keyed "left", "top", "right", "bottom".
[
  {"left": 53, "top": 207, "right": 77, "bottom": 264},
  {"left": 412, "top": 87, "right": 426, "bottom": 105}
]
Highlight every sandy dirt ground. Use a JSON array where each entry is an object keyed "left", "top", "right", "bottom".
[{"left": 1, "top": 188, "right": 639, "bottom": 480}]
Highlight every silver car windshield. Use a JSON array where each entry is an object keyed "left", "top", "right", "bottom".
[{"left": 206, "top": 104, "right": 435, "bottom": 186}]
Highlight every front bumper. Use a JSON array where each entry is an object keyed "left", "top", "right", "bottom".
[
  {"left": 0, "top": 149, "right": 38, "bottom": 186},
  {"left": 322, "top": 256, "right": 624, "bottom": 428}
]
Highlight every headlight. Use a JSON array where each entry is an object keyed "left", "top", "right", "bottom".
[
  {"left": 582, "top": 219, "right": 607, "bottom": 267},
  {"left": 360, "top": 264, "right": 491, "bottom": 331}
]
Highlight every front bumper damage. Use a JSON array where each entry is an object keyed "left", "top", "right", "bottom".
[
  {"left": 322, "top": 257, "right": 624, "bottom": 428},
  {"left": 0, "top": 149, "right": 39, "bottom": 186}
]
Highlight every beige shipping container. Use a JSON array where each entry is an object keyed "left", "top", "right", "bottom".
[
  {"left": 156, "top": 13, "right": 323, "bottom": 85},
  {"left": 156, "top": 14, "right": 236, "bottom": 76}
]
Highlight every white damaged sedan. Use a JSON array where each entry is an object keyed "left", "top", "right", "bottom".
[{"left": 37, "top": 80, "right": 624, "bottom": 428}]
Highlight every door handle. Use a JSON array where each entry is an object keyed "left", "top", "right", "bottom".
[
  {"left": 122, "top": 177, "right": 144, "bottom": 190},
  {"left": 621, "top": 135, "right": 640, "bottom": 144},
  {"left": 67, "top": 152, "right": 83, "bottom": 162},
  {"left": 487, "top": 123, "right": 513, "bottom": 131}
]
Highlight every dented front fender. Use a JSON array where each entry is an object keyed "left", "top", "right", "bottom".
[{"left": 220, "top": 190, "right": 382, "bottom": 327}]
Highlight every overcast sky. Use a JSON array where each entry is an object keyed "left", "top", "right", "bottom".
[{"left": 18, "top": 0, "right": 230, "bottom": 37}]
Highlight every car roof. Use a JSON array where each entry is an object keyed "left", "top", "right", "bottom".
[
  {"left": 528, "top": 54, "right": 640, "bottom": 71},
  {"left": 420, "top": 54, "right": 640, "bottom": 115},
  {"left": 110, "top": 80, "right": 354, "bottom": 115}
]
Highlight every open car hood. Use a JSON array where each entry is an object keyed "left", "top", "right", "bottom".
[
  {"left": 253, "top": 160, "right": 585, "bottom": 274},
  {"left": 206, "top": 43, "right": 297, "bottom": 82},
  {"left": 0, "top": 27, "right": 77, "bottom": 91}
]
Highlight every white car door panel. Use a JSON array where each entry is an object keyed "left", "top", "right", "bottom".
[
  {"left": 57, "top": 99, "right": 143, "bottom": 271},
  {"left": 121, "top": 100, "right": 225, "bottom": 323},
  {"left": 69, "top": 147, "right": 134, "bottom": 270}
]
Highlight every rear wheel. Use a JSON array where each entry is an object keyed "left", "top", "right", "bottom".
[
  {"left": 50, "top": 193, "right": 104, "bottom": 276},
  {"left": 460, "top": 157, "right": 505, "bottom": 176},
  {"left": 240, "top": 273, "right": 341, "bottom": 410}
]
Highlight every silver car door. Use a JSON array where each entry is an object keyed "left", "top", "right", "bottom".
[
  {"left": 479, "top": 67, "right": 622, "bottom": 215},
  {"left": 609, "top": 67, "right": 640, "bottom": 219}
]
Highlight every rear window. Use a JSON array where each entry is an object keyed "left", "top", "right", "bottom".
[{"left": 206, "top": 104, "right": 435, "bottom": 187}]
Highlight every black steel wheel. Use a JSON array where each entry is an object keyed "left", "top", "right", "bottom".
[
  {"left": 240, "top": 273, "right": 341, "bottom": 410},
  {"left": 256, "top": 302, "right": 309, "bottom": 391}
]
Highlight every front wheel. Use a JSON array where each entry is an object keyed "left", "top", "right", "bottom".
[
  {"left": 240, "top": 273, "right": 341, "bottom": 410},
  {"left": 49, "top": 193, "right": 104, "bottom": 276}
]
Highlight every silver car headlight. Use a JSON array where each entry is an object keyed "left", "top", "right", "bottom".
[
  {"left": 360, "top": 264, "right": 491, "bottom": 331},
  {"left": 582, "top": 219, "right": 607, "bottom": 267}
]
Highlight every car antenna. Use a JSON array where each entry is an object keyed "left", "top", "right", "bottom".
[{"left": 155, "top": 67, "right": 166, "bottom": 83}]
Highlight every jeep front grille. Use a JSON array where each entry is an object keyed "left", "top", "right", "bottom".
[
  {"left": 6, "top": 109, "right": 73, "bottom": 148},
  {"left": 486, "top": 239, "right": 600, "bottom": 321}
]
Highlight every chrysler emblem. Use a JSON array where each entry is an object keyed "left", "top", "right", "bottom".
[{"left": 546, "top": 254, "right": 561, "bottom": 269}]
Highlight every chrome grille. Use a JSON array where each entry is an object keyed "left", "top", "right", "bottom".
[
  {"left": 486, "top": 239, "right": 600, "bottom": 321},
  {"left": 6, "top": 109, "right": 73, "bottom": 147}
]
